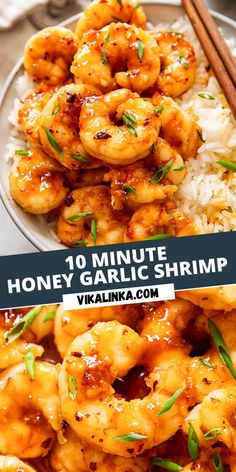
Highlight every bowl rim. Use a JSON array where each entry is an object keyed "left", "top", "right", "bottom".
[{"left": 0, "top": 1, "right": 235, "bottom": 251}]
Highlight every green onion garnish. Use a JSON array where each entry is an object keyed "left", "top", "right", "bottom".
[
  {"left": 67, "top": 212, "right": 94, "bottom": 222},
  {"left": 151, "top": 143, "right": 155, "bottom": 155},
  {"left": 203, "top": 428, "right": 223, "bottom": 440},
  {"left": 52, "top": 102, "right": 61, "bottom": 116},
  {"left": 113, "top": 433, "right": 148, "bottom": 442},
  {"left": 138, "top": 40, "right": 144, "bottom": 60},
  {"left": 45, "top": 127, "right": 63, "bottom": 157},
  {"left": 173, "top": 166, "right": 185, "bottom": 171},
  {"left": 116, "top": 0, "right": 123, "bottom": 5},
  {"left": 198, "top": 92, "right": 215, "bottom": 100},
  {"left": 15, "top": 150, "right": 29, "bottom": 156},
  {"left": 91, "top": 219, "right": 97, "bottom": 244},
  {"left": 188, "top": 424, "right": 199, "bottom": 460},
  {"left": 24, "top": 349, "right": 35, "bottom": 380},
  {"left": 150, "top": 159, "right": 174, "bottom": 184},
  {"left": 178, "top": 55, "right": 189, "bottom": 69},
  {"left": 71, "top": 153, "right": 89, "bottom": 163},
  {"left": 154, "top": 106, "right": 164, "bottom": 115},
  {"left": 133, "top": 3, "right": 141, "bottom": 9},
  {"left": 197, "top": 129, "right": 205, "bottom": 142},
  {"left": 213, "top": 453, "right": 224, "bottom": 472},
  {"left": 68, "top": 374, "right": 78, "bottom": 400},
  {"left": 200, "top": 359, "right": 215, "bottom": 368},
  {"left": 156, "top": 386, "right": 185, "bottom": 417},
  {"left": 168, "top": 31, "right": 184, "bottom": 37},
  {"left": 6, "top": 306, "right": 42, "bottom": 344},
  {"left": 43, "top": 309, "right": 57, "bottom": 323},
  {"left": 111, "top": 15, "right": 125, "bottom": 22},
  {"left": 217, "top": 160, "right": 236, "bottom": 172},
  {"left": 123, "top": 185, "right": 136, "bottom": 195},
  {"left": 104, "top": 31, "right": 110, "bottom": 44},
  {"left": 71, "top": 240, "right": 87, "bottom": 247},
  {"left": 150, "top": 457, "right": 183, "bottom": 470},
  {"left": 101, "top": 50, "right": 109, "bottom": 65},
  {"left": 208, "top": 318, "right": 236, "bottom": 379},
  {"left": 145, "top": 234, "right": 172, "bottom": 241},
  {"left": 123, "top": 111, "right": 138, "bottom": 137}
]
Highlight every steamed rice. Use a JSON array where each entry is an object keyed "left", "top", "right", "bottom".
[{"left": 5, "top": 14, "right": 236, "bottom": 236}]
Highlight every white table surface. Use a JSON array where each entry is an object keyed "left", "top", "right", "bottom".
[{"left": 0, "top": 0, "right": 235, "bottom": 255}]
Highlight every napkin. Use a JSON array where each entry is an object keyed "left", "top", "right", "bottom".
[{"left": 0, "top": 0, "right": 47, "bottom": 29}]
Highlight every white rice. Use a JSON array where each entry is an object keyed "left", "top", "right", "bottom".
[{"left": 6, "top": 16, "right": 236, "bottom": 235}]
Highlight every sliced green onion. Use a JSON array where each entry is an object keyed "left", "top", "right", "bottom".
[
  {"left": 116, "top": 0, "right": 123, "bottom": 5},
  {"left": 217, "top": 160, "right": 236, "bottom": 172},
  {"left": 188, "top": 424, "right": 199, "bottom": 460},
  {"left": 151, "top": 143, "right": 155, "bottom": 155},
  {"left": 213, "top": 453, "right": 224, "bottom": 472},
  {"left": 24, "top": 349, "right": 35, "bottom": 380},
  {"left": 168, "top": 31, "right": 184, "bottom": 37},
  {"left": 71, "top": 240, "right": 87, "bottom": 247},
  {"left": 111, "top": 15, "right": 125, "bottom": 22},
  {"left": 156, "top": 386, "right": 185, "bottom": 417},
  {"left": 104, "top": 31, "right": 110, "bottom": 44},
  {"left": 133, "top": 3, "right": 141, "bottom": 9},
  {"left": 208, "top": 318, "right": 236, "bottom": 380},
  {"left": 43, "top": 309, "right": 57, "bottom": 323},
  {"left": 173, "top": 166, "right": 185, "bottom": 171},
  {"left": 67, "top": 212, "right": 95, "bottom": 222},
  {"left": 145, "top": 234, "right": 172, "bottom": 241},
  {"left": 113, "top": 433, "right": 148, "bottom": 442},
  {"left": 6, "top": 306, "right": 42, "bottom": 344},
  {"left": 15, "top": 150, "right": 29, "bottom": 156},
  {"left": 150, "top": 159, "right": 174, "bottom": 184},
  {"left": 45, "top": 127, "right": 64, "bottom": 157},
  {"left": 138, "top": 40, "right": 145, "bottom": 60},
  {"left": 52, "top": 102, "right": 61, "bottom": 116},
  {"left": 178, "top": 55, "right": 189, "bottom": 69},
  {"left": 154, "top": 106, "right": 164, "bottom": 115},
  {"left": 123, "top": 111, "right": 137, "bottom": 137},
  {"left": 203, "top": 428, "right": 223, "bottom": 441},
  {"left": 200, "top": 359, "right": 215, "bottom": 368},
  {"left": 123, "top": 185, "right": 136, "bottom": 195},
  {"left": 150, "top": 457, "right": 183, "bottom": 470},
  {"left": 68, "top": 375, "right": 78, "bottom": 400},
  {"left": 101, "top": 50, "right": 109, "bottom": 65},
  {"left": 198, "top": 92, "right": 215, "bottom": 100},
  {"left": 91, "top": 219, "right": 97, "bottom": 244},
  {"left": 71, "top": 153, "right": 89, "bottom": 163},
  {"left": 197, "top": 129, "right": 205, "bottom": 142}
]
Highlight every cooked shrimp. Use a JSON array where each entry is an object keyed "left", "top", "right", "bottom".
[
  {"left": 79, "top": 89, "right": 161, "bottom": 165},
  {"left": 0, "top": 362, "right": 61, "bottom": 458},
  {"left": 57, "top": 186, "right": 130, "bottom": 247},
  {"left": 151, "top": 31, "right": 196, "bottom": 97},
  {"left": 0, "top": 456, "right": 37, "bottom": 472},
  {"left": 182, "top": 449, "right": 236, "bottom": 472},
  {"left": 171, "top": 210, "right": 201, "bottom": 236},
  {"left": 39, "top": 83, "right": 102, "bottom": 170},
  {"left": 124, "top": 202, "right": 173, "bottom": 242},
  {"left": 75, "top": 0, "right": 146, "bottom": 38},
  {"left": 179, "top": 285, "right": 236, "bottom": 310},
  {"left": 54, "top": 303, "right": 143, "bottom": 357},
  {"left": 18, "top": 83, "right": 58, "bottom": 144},
  {"left": 71, "top": 23, "right": 160, "bottom": 94},
  {"left": 24, "top": 27, "right": 77, "bottom": 85},
  {"left": 151, "top": 94, "right": 202, "bottom": 159},
  {"left": 59, "top": 320, "right": 188, "bottom": 457},
  {"left": 51, "top": 429, "right": 152, "bottom": 472},
  {"left": 29, "top": 304, "right": 58, "bottom": 341},
  {"left": 67, "top": 167, "right": 108, "bottom": 190},
  {"left": 9, "top": 147, "right": 68, "bottom": 215}
]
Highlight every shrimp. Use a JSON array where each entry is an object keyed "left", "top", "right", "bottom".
[
  {"left": 9, "top": 147, "right": 68, "bottom": 215},
  {"left": 179, "top": 285, "right": 236, "bottom": 310},
  {"left": 59, "top": 320, "right": 189, "bottom": 457},
  {"left": 123, "top": 202, "right": 173, "bottom": 242},
  {"left": 0, "top": 456, "right": 37, "bottom": 472},
  {"left": 67, "top": 167, "right": 108, "bottom": 190},
  {"left": 18, "top": 83, "right": 58, "bottom": 144},
  {"left": 75, "top": 0, "right": 147, "bottom": 38},
  {"left": 39, "top": 83, "right": 102, "bottom": 170},
  {"left": 51, "top": 429, "right": 152, "bottom": 472},
  {"left": 182, "top": 449, "right": 236, "bottom": 472},
  {"left": 71, "top": 23, "right": 160, "bottom": 94},
  {"left": 24, "top": 27, "right": 78, "bottom": 85},
  {"left": 54, "top": 303, "right": 143, "bottom": 357},
  {"left": 57, "top": 186, "right": 130, "bottom": 247},
  {"left": 151, "top": 94, "right": 202, "bottom": 159},
  {"left": 79, "top": 89, "right": 161, "bottom": 166},
  {"left": 151, "top": 31, "right": 197, "bottom": 97},
  {"left": 0, "top": 362, "right": 61, "bottom": 458}
]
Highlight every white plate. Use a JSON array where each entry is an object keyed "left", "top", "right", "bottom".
[{"left": 0, "top": 1, "right": 235, "bottom": 251}]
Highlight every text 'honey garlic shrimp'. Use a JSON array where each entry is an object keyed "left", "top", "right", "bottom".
[
  {"left": 79, "top": 89, "right": 161, "bottom": 166},
  {"left": 59, "top": 320, "right": 189, "bottom": 457},
  {"left": 57, "top": 186, "right": 130, "bottom": 247},
  {"left": 72, "top": 23, "right": 160, "bottom": 94},
  {"left": 39, "top": 83, "right": 102, "bottom": 170},
  {"left": 75, "top": 0, "right": 147, "bottom": 39},
  {"left": 24, "top": 27, "right": 78, "bottom": 85},
  {"left": 151, "top": 31, "right": 197, "bottom": 97},
  {"left": 54, "top": 303, "right": 143, "bottom": 357},
  {"left": 0, "top": 362, "right": 61, "bottom": 459},
  {"left": 9, "top": 147, "right": 68, "bottom": 215},
  {"left": 0, "top": 456, "right": 37, "bottom": 472}
]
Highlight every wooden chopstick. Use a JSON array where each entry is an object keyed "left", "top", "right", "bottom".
[{"left": 182, "top": 0, "right": 236, "bottom": 119}]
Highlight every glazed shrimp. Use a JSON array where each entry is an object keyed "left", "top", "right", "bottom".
[
  {"left": 75, "top": 0, "right": 147, "bottom": 38},
  {"left": 79, "top": 89, "right": 161, "bottom": 165},
  {"left": 59, "top": 321, "right": 189, "bottom": 457},
  {"left": 0, "top": 456, "right": 37, "bottom": 472},
  {"left": 71, "top": 23, "right": 160, "bottom": 94},
  {"left": 39, "top": 83, "right": 102, "bottom": 170},
  {"left": 9, "top": 147, "right": 68, "bottom": 215},
  {"left": 51, "top": 429, "right": 152, "bottom": 472},
  {"left": 182, "top": 449, "right": 236, "bottom": 472},
  {"left": 151, "top": 31, "right": 197, "bottom": 97},
  {"left": 179, "top": 285, "right": 236, "bottom": 310},
  {"left": 124, "top": 202, "right": 173, "bottom": 242},
  {"left": 67, "top": 167, "right": 108, "bottom": 190},
  {"left": 151, "top": 94, "right": 202, "bottom": 159},
  {"left": 24, "top": 27, "right": 77, "bottom": 85},
  {"left": 18, "top": 83, "right": 58, "bottom": 144},
  {"left": 57, "top": 186, "right": 130, "bottom": 247},
  {"left": 54, "top": 303, "right": 143, "bottom": 357},
  {"left": 0, "top": 362, "right": 61, "bottom": 458}
]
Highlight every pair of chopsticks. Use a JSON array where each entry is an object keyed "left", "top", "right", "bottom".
[{"left": 182, "top": 0, "right": 236, "bottom": 119}]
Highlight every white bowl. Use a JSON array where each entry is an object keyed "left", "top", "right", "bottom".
[{"left": 0, "top": 1, "right": 235, "bottom": 251}]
